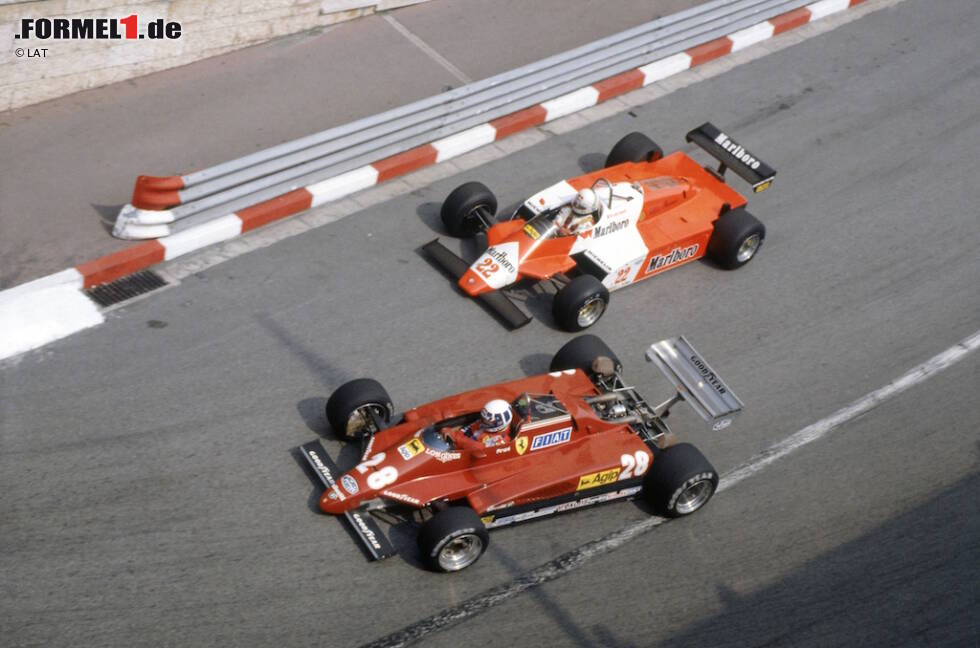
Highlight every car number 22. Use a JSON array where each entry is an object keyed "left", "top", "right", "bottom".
[
  {"left": 475, "top": 257, "right": 500, "bottom": 278},
  {"left": 619, "top": 451, "right": 650, "bottom": 480}
]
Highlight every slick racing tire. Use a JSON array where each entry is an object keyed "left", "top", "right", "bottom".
[
  {"left": 552, "top": 274, "right": 610, "bottom": 332},
  {"left": 606, "top": 132, "right": 664, "bottom": 167},
  {"left": 441, "top": 181, "right": 498, "bottom": 238},
  {"left": 644, "top": 443, "right": 719, "bottom": 517},
  {"left": 325, "top": 378, "right": 394, "bottom": 441},
  {"left": 707, "top": 207, "right": 766, "bottom": 270},
  {"left": 418, "top": 506, "right": 489, "bottom": 572},
  {"left": 550, "top": 334, "right": 622, "bottom": 374}
]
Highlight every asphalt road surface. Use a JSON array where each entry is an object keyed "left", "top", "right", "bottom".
[{"left": 2, "top": 0, "right": 978, "bottom": 646}]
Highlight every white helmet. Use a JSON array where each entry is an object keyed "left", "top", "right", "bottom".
[
  {"left": 481, "top": 399, "right": 513, "bottom": 433},
  {"left": 572, "top": 188, "right": 599, "bottom": 216}
]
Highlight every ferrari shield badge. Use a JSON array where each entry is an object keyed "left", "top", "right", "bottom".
[{"left": 515, "top": 436, "right": 528, "bottom": 455}]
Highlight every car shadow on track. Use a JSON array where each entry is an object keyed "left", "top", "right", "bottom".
[
  {"left": 519, "top": 352, "right": 552, "bottom": 376},
  {"left": 577, "top": 152, "right": 607, "bottom": 173},
  {"left": 416, "top": 201, "right": 444, "bottom": 236}
]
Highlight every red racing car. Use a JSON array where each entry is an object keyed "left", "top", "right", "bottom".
[
  {"left": 299, "top": 334, "right": 743, "bottom": 572},
  {"left": 424, "top": 123, "right": 776, "bottom": 330}
]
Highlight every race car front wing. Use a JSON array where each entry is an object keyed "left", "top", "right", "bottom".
[
  {"left": 300, "top": 440, "right": 397, "bottom": 561},
  {"left": 422, "top": 239, "right": 532, "bottom": 330}
]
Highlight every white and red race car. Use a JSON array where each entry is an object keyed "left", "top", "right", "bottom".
[{"left": 424, "top": 123, "right": 776, "bottom": 330}]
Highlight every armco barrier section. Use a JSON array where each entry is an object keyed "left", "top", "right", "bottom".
[{"left": 115, "top": 0, "right": 828, "bottom": 239}]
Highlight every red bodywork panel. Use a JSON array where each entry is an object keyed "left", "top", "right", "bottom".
[
  {"left": 318, "top": 370, "right": 653, "bottom": 517},
  {"left": 458, "top": 152, "right": 748, "bottom": 295}
]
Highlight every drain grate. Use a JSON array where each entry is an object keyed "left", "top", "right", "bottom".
[{"left": 85, "top": 269, "right": 168, "bottom": 307}]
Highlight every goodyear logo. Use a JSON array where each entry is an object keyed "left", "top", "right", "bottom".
[
  {"left": 576, "top": 468, "right": 621, "bottom": 491},
  {"left": 530, "top": 427, "right": 572, "bottom": 451},
  {"left": 398, "top": 438, "right": 424, "bottom": 460}
]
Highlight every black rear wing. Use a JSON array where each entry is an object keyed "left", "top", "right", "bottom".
[{"left": 686, "top": 122, "right": 776, "bottom": 193}]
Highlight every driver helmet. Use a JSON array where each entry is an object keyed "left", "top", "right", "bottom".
[
  {"left": 480, "top": 399, "right": 513, "bottom": 433},
  {"left": 572, "top": 188, "right": 600, "bottom": 217}
]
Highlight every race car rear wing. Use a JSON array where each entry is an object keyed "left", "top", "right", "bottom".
[
  {"left": 300, "top": 440, "right": 397, "bottom": 561},
  {"left": 422, "top": 239, "right": 532, "bottom": 330},
  {"left": 686, "top": 122, "right": 776, "bottom": 193},
  {"left": 646, "top": 336, "right": 743, "bottom": 431}
]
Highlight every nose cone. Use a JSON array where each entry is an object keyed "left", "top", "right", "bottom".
[
  {"left": 319, "top": 486, "right": 349, "bottom": 514},
  {"left": 318, "top": 472, "right": 363, "bottom": 514},
  {"left": 459, "top": 242, "right": 520, "bottom": 294},
  {"left": 459, "top": 268, "right": 493, "bottom": 296}
]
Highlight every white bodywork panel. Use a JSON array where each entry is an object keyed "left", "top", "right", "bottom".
[{"left": 568, "top": 183, "right": 651, "bottom": 291}]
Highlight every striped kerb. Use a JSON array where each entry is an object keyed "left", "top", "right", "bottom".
[
  {"left": 593, "top": 69, "right": 646, "bottom": 102},
  {"left": 372, "top": 145, "right": 439, "bottom": 182},
  {"left": 687, "top": 37, "right": 734, "bottom": 66},
  {"left": 238, "top": 189, "right": 314, "bottom": 232},
  {"left": 76, "top": 241, "right": 166, "bottom": 288}
]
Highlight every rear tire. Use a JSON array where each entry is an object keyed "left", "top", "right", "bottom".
[
  {"left": 552, "top": 275, "right": 609, "bottom": 332},
  {"left": 643, "top": 443, "right": 719, "bottom": 517},
  {"left": 606, "top": 132, "right": 664, "bottom": 167},
  {"left": 550, "top": 334, "right": 622, "bottom": 374},
  {"left": 418, "top": 507, "right": 489, "bottom": 572},
  {"left": 441, "top": 181, "right": 498, "bottom": 238},
  {"left": 325, "top": 378, "right": 393, "bottom": 441},
  {"left": 708, "top": 207, "right": 766, "bottom": 270}
]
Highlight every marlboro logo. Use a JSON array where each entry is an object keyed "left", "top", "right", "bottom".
[{"left": 713, "top": 132, "right": 762, "bottom": 170}]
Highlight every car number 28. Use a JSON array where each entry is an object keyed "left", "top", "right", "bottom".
[
  {"left": 619, "top": 451, "right": 650, "bottom": 480},
  {"left": 355, "top": 452, "right": 399, "bottom": 490}
]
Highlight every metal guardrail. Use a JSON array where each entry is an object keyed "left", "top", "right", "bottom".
[{"left": 117, "top": 0, "right": 810, "bottom": 238}]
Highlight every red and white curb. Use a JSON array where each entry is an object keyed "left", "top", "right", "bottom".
[{"left": 0, "top": 0, "right": 868, "bottom": 360}]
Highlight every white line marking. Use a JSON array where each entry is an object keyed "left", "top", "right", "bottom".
[
  {"left": 363, "top": 330, "right": 980, "bottom": 648},
  {"left": 381, "top": 14, "right": 472, "bottom": 85},
  {"left": 719, "top": 329, "right": 980, "bottom": 488}
]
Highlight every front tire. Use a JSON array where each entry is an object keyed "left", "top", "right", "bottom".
[
  {"left": 707, "top": 207, "right": 766, "bottom": 270},
  {"left": 550, "top": 334, "right": 622, "bottom": 374},
  {"left": 418, "top": 507, "right": 489, "bottom": 572},
  {"left": 552, "top": 275, "right": 609, "bottom": 332},
  {"left": 440, "top": 181, "right": 498, "bottom": 238},
  {"left": 325, "top": 378, "right": 393, "bottom": 441},
  {"left": 643, "top": 443, "right": 719, "bottom": 517},
  {"left": 606, "top": 132, "right": 664, "bottom": 167}
]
